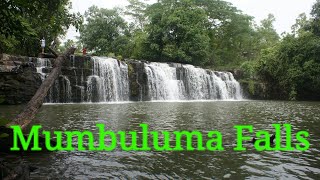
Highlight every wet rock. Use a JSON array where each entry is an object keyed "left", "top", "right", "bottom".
[
  {"left": 127, "top": 61, "right": 149, "bottom": 101},
  {"left": 240, "top": 80, "right": 267, "bottom": 99},
  {"left": 0, "top": 65, "right": 41, "bottom": 105},
  {"left": 0, "top": 54, "right": 37, "bottom": 72}
]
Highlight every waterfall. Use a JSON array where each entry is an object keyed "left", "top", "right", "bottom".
[
  {"left": 144, "top": 62, "right": 242, "bottom": 101},
  {"left": 60, "top": 75, "right": 73, "bottom": 103},
  {"left": 36, "top": 58, "right": 51, "bottom": 80},
  {"left": 35, "top": 56, "right": 242, "bottom": 103},
  {"left": 47, "top": 75, "right": 73, "bottom": 103},
  {"left": 86, "top": 57, "right": 129, "bottom": 102},
  {"left": 35, "top": 58, "right": 73, "bottom": 103},
  {"left": 144, "top": 63, "right": 185, "bottom": 100}
]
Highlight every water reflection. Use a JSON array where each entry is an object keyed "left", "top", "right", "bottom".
[{"left": 0, "top": 101, "right": 319, "bottom": 179}]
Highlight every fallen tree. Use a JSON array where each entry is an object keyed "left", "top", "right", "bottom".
[
  {"left": 0, "top": 47, "right": 75, "bottom": 179},
  {"left": 6, "top": 47, "right": 76, "bottom": 130}
]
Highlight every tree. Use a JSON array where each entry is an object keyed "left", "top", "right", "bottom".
[
  {"left": 310, "top": 0, "right": 320, "bottom": 36},
  {"left": 0, "top": 0, "right": 82, "bottom": 56},
  {"left": 129, "top": 30, "right": 148, "bottom": 59},
  {"left": 256, "top": 32, "right": 320, "bottom": 100},
  {"left": 144, "top": 0, "right": 210, "bottom": 65},
  {"left": 252, "top": 1, "right": 320, "bottom": 100},
  {"left": 58, "top": 39, "right": 82, "bottom": 54},
  {"left": 125, "top": 0, "right": 149, "bottom": 30},
  {"left": 196, "top": 0, "right": 257, "bottom": 66},
  {"left": 80, "top": 6, "right": 129, "bottom": 56},
  {"left": 255, "top": 14, "right": 279, "bottom": 49},
  {"left": 291, "top": 13, "right": 308, "bottom": 36}
]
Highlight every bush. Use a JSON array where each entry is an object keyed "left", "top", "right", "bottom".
[{"left": 240, "top": 61, "right": 257, "bottom": 79}]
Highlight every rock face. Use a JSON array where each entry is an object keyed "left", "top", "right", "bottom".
[
  {"left": 240, "top": 80, "right": 288, "bottom": 100},
  {"left": 0, "top": 54, "right": 41, "bottom": 104},
  {"left": 40, "top": 56, "right": 93, "bottom": 103},
  {"left": 127, "top": 60, "right": 149, "bottom": 101},
  {"left": 240, "top": 80, "right": 268, "bottom": 100},
  {"left": 0, "top": 66, "right": 42, "bottom": 105},
  {"left": 0, "top": 54, "right": 38, "bottom": 72},
  {"left": 1, "top": 54, "right": 244, "bottom": 104}
]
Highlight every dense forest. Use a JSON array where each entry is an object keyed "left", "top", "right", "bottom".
[{"left": 1, "top": 0, "right": 319, "bottom": 100}]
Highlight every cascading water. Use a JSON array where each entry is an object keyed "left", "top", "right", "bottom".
[
  {"left": 60, "top": 75, "right": 73, "bottom": 102},
  {"left": 86, "top": 57, "right": 129, "bottom": 102},
  {"left": 35, "top": 56, "right": 242, "bottom": 103},
  {"left": 144, "top": 62, "right": 242, "bottom": 100},
  {"left": 35, "top": 58, "right": 73, "bottom": 103},
  {"left": 36, "top": 58, "right": 51, "bottom": 80},
  {"left": 144, "top": 63, "right": 185, "bottom": 100}
]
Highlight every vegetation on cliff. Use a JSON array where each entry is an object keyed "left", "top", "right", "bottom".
[{"left": 242, "top": 0, "right": 320, "bottom": 100}]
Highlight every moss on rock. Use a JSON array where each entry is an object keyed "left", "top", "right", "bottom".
[
  {"left": 0, "top": 118, "right": 10, "bottom": 126},
  {"left": 248, "top": 80, "right": 255, "bottom": 95}
]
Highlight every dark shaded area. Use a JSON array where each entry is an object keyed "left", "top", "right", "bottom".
[{"left": 0, "top": 64, "right": 41, "bottom": 105}]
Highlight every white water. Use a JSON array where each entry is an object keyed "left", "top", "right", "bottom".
[
  {"left": 36, "top": 58, "right": 51, "bottom": 80},
  {"left": 144, "top": 63, "right": 185, "bottom": 100},
  {"left": 35, "top": 57, "right": 242, "bottom": 103},
  {"left": 144, "top": 62, "right": 242, "bottom": 100},
  {"left": 86, "top": 57, "right": 129, "bottom": 102},
  {"left": 60, "top": 75, "right": 73, "bottom": 102},
  {"left": 35, "top": 58, "right": 73, "bottom": 103}
]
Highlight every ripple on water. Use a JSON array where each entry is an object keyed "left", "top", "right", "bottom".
[{"left": 1, "top": 101, "right": 319, "bottom": 179}]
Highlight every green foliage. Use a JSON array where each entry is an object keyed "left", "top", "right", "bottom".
[
  {"left": 291, "top": 13, "right": 309, "bottom": 35},
  {"left": 256, "top": 31, "right": 320, "bottom": 100},
  {"left": 110, "top": 35, "right": 133, "bottom": 58},
  {"left": 289, "top": 87, "right": 297, "bottom": 101},
  {"left": 107, "top": 53, "right": 116, "bottom": 58},
  {"left": 249, "top": 1, "right": 320, "bottom": 100},
  {"left": 0, "top": 0, "right": 82, "bottom": 56},
  {"left": 80, "top": 6, "right": 129, "bottom": 57},
  {"left": 255, "top": 14, "right": 280, "bottom": 50},
  {"left": 144, "top": 0, "right": 210, "bottom": 65},
  {"left": 310, "top": 0, "right": 320, "bottom": 36},
  {"left": 130, "top": 30, "right": 148, "bottom": 59},
  {"left": 248, "top": 80, "right": 255, "bottom": 95},
  {"left": 205, "top": 2, "right": 256, "bottom": 66},
  {"left": 125, "top": 0, "right": 148, "bottom": 30},
  {"left": 79, "top": 0, "right": 280, "bottom": 67},
  {"left": 58, "top": 39, "right": 82, "bottom": 54},
  {"left": 240, "top": 61, "right": 257, "bottom": 79}
]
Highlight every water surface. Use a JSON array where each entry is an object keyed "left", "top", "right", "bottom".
[{"left": 1, "top": 101, "right": 319, "bottom": 179}]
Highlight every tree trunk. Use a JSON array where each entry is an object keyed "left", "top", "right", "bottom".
[{"left": 6, "top": 48, "right": 76, "bottom": 130}]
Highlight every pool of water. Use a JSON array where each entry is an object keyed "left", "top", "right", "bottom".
[{"left": 1, "top": 100, "right": 320, "bottom": 179}]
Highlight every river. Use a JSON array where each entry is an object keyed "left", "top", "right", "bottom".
[{"left": 1, "top": 100, "right": 319, "bottom": 179}]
